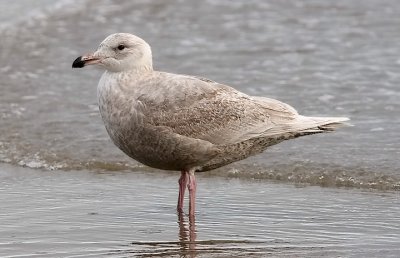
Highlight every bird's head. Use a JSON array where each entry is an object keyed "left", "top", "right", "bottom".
[{"left": 72, "top": 33, "right": 153, "bottom": 72}]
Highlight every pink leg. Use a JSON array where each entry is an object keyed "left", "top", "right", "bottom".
[
  {"left": 177, "top": 171, "right": 188, "bottom": 213},
  {"left": 188, "top": 171, "right": 197, "bottom": 217}
]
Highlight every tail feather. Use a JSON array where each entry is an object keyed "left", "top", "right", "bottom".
[
  {"left": 297, "top": 116, "right": 350, "bottom": 133},
  {"left": 200, "top": 116, "right": 350, "bottom": 172}
]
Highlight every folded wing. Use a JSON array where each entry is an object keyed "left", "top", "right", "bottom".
[{"left": 137, "top": 73, "right": 307, "bottom": 145}]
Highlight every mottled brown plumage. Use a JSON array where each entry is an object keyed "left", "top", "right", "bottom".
[{"left": 73, "top": 33, "right": 349, "bottom": 216}]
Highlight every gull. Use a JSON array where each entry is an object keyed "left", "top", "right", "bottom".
[{"left": 72, "top": 33, "right": 349, "bottom": 217}]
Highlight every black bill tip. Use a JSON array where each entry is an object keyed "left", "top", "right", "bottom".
[{"left": 72, "top": 56, "right": 85, "bottom": 68}]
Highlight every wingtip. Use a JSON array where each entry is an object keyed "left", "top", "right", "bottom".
[{"left": 338, "top": 117, "right": 353, "bottom": 127}]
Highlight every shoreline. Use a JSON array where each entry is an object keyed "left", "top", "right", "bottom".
[
  {"left": 2, "top": 159, "right": 399, "bottom": 192},
  {"left": 1, "top": 163, "right": 399, "bottom": 257}
]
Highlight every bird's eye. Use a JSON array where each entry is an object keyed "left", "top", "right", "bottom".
[{"left": 117, "top": 44, "right": 125, "bottom": 50}]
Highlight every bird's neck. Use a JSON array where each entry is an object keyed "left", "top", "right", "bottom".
[
  {"left": 131, "top": 56, "right": 153, "bottom": 72},
  {"left": 131, "top": 49, "right": 153, "bottom": 72},
  {"left": 136, "top": 62, "right": 153, "bottom": 72}
]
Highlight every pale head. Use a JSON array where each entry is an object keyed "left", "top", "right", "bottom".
[{"left": 72, "top": 33, "right": 153, "bottom": 72}]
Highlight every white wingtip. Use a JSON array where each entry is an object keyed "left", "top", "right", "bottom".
[{"left": 301, "top": 116, "right": 351, "bottom": 131}]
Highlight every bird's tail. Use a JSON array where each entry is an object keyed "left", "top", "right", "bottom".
[
  {"left": 199, "top": 116, "right": 350, "bottom": 172},
  {"left": 295, "top": 115, "right": 351, "bottom": 134}
]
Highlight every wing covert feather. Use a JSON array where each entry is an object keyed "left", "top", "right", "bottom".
[{"left": 135, "top": 73, "right": 298, "bottom": 145}]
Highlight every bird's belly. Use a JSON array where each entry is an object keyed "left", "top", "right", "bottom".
[{"left": 102, "top": 120, "right": 201, "bottom": 171}]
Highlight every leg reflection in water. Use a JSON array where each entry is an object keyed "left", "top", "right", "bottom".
[{"left": 178, "top": 212, "right": 197, "bottom": 257}]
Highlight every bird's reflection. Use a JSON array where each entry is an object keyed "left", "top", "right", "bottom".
[{"left": 177, "top": 212, "right": 197, "bottom": 257}]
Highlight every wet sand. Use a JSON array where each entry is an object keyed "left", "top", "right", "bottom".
[{"left": 1, "top": 163, "right": 399, "bottom": 257}]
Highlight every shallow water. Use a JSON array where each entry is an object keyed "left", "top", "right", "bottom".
[
  {"left": 0, "top": 1, "right": 400, "bottom": 256},
  {"left": 1, "top": 164, "right": 399, "bottom": 257},
  {"left": 0, "top": 0, "right": 399, "bottom": 189}
]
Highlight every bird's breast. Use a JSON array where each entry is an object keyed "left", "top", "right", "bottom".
[{"left": 97, "top": 75, "right": 146, "bottom": 151}]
